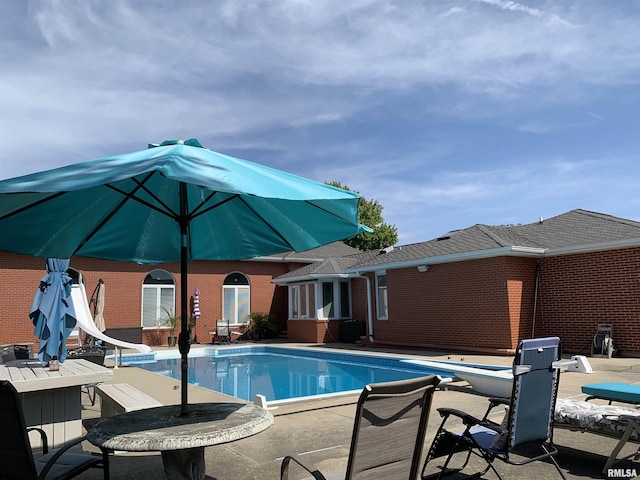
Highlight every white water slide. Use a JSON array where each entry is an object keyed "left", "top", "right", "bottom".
[{"left": 69, "top": 283, "right": 151, "bottom": 354}]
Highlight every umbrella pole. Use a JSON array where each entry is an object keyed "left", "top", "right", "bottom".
[{"left": 178, "top": 182, "right": 191, "bottom": 416}]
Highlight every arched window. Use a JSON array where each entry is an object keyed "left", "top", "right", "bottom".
[
  {"left": 223, "top": 272, "right": 250, "bottom": 324},
  {"left": 142, "top": 270, "right": 175, "bottom": 328}
]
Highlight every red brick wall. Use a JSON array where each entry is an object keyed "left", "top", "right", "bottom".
[
  {"left": 0, "top": 252, "right": 297, "bottom": 348},
  {"left": 362, "top": 247, "right": 640, "bottom": 357},
  {"left": 350, "top": 277, "right": 369, "bottom": 329},
  {"left": 536, "top": 247, "right": 640, "bottom": 356},
  {"left": 286, "top": 319, "right": 340, "bottom": 343},
  {"left": 0, "top": 254, "right": 47, "bottom": 346},
  {"left": 506, "top": 259, "right": 538, "bottom": 342},
  {"left": 284, "top": 276, "right": 370, "bottom": 343},
  {"left": 370, "top": 257, "right": 537, "bottom": 352}
]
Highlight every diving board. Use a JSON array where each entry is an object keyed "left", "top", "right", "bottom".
[
  {"left": 70, "top": 283, "right": 151, "bottom": 354},
  {"left": 402, "top": 359, "right": 513, "bottom": 397},
  {"left": 404, "top": 356, "right": 593, "bottom": 398}
]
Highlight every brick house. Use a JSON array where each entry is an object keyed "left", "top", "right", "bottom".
[
  {"left": 275, "top": 210, "right": 640, "bottom": 357},
  {"left": 0, "top": 242, "right": 357, "bottom": 349},
  {"left": 3, "top": 209, "right": 639, "bottom": 357}
]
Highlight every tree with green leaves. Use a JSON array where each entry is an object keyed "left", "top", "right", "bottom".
[{"left": 327, "top": 181, "right": 398, "bottom": 251}]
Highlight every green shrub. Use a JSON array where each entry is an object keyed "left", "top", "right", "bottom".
[
  {"left": 160, "top": 306, "right": 180, "bottom": 336},
  {"left": 248, "top": 312, "right": 278, "bottom": 340}
]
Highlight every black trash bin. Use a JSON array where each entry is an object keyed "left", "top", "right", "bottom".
[{"left": 340, "top": 320, "right": 366, "bottom": 343}]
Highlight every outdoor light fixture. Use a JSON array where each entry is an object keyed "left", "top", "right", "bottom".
[{"left": 417, "top": 265, "right": 429, "bottom": 273}]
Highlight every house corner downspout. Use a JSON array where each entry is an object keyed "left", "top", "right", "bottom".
[{"left": 356, "top": 273, "right": 374, "bottom": 343}]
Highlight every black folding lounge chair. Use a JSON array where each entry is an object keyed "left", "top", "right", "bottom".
[
  {"left": 0, "top": 380, "right": 110, "bottom": 480},
  {"left": 281, "top": 375, "right": 441, "bottom": 480},
  {"left": 421, "top": 337, "right": 566, "bottom": 480}
]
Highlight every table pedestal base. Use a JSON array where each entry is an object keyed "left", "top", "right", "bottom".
[{"left": 161, "top": 447, "right": 206, "bottom": 480}]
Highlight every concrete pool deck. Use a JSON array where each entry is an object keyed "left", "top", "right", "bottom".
[{"left": 73, "top": 342, "right": 640, "bottom": 479}]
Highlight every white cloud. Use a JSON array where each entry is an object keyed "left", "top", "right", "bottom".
[{"left": 2, "top": 0, "right": 640, "bottom": 243}]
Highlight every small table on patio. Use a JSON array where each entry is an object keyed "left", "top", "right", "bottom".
[
  {"left": 86, "top": 402, "right": 274, "bottom": 480},
  {"left": 0, "top": 358, "right": 113, "bottom": 448}
]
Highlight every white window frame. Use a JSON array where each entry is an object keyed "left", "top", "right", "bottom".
[
  {"left": 141, "top": 270, "right": 176, "bottom": 329},
  {"left": 318, "top": 279, "right": 351, "bottom": 320},
  {"left": 289, "top": 283, "right": 315, "bottom": 319},
  {"left": 375, "top": 271, "right": 388, "bottom": 320},
  {"left": 320, "top": 281, "right": 334, "bottom": 319},
  {"left": 290, "top": 285, "right": 300, "bottom": 319},
  {"left": 223, "top": 272, "right": 251, "bottom": 325},
  {"left": 289, "top": 280, "right": 352, "bottom": 320}
]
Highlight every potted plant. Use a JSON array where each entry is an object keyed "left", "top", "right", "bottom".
[
  {"left": 248, "top": 312, "right": 278, "bottom": 341},
  {"left": 161, "top": 307, "right": 180, "bottom": 347}
]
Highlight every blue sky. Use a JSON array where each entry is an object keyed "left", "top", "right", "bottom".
[{"left": 2, "top": 0, "right": 639, "bottom": 245}]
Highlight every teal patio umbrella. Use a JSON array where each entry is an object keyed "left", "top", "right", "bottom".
[
  {"left": 0, "top": 138, "right": 369, "bottom": 414},
  {"left": 29, "top": 258, "right": 77, "bottom": 365}
]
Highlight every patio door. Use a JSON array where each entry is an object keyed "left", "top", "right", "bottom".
[{"left": 223, "top": 272, "right": 250, "bottom": 324}]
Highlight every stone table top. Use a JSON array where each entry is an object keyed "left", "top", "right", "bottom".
[{"left": 86, "top": 402, "right": 274, "bottom": 452}]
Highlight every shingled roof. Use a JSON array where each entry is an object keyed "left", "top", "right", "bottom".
[
  {"left": 273, "top": 209, "right": 640, "bottom": 282},
  {"left": 495, "top": 209, "right": 640, "bottom": 249},
  {"left": 347, "top": 209, "right": 640, "bottom": 271}
]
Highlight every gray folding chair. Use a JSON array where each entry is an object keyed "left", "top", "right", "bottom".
[
  {"left": 281, "top": 375, "right": 441, "bottom": 480},
  {"left": 421, "top": 337, "right": 566, "bottom": 480},
  {"left": 215, "top": 318, "right": 231, "bottom": 344}
]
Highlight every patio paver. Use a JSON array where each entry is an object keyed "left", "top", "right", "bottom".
[{"left": 71, "top": 344, "right": 640, "bottom": 479}]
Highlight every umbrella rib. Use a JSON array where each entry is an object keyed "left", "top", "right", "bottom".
[
  {"left": 304, "top": 199, "right": 356, "bottom": 224},
  {"left": 105, "top": 177, "right": 179, "bottom": 220},
  {"left": 0, "top": 191, "right": 67, "bottom": 221},
  {"left": 196, "top": 197, "right": 356, "bottom": 250},
  {"left": 129, "top": 176, "right": 180, "bottom": 218},
  {"left": 190, "top": 193, "right": 239, "bottom": 219},
  {"left": 71, "top": 173, "right": 162, "bottom": 256},
  {"left": 236, "top": 197, "right": 296, "bottom": 250}
]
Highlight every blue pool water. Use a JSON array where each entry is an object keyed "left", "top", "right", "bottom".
[{"left": 116, "top": 346, "right": 502, "bottom": 403}]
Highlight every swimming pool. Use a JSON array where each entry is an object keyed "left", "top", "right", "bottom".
[{"left": 115, "top": 346, "right": 482, "bottom": 404}]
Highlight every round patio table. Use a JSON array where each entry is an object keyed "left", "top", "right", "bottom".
[{"left": 87, "top": 402, "right": 274, "bottom": 480}]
